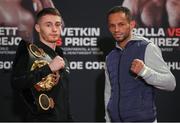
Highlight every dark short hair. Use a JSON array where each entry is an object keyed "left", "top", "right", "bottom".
[
  {"left": 36, "top": 7, "right": 63, "bottom": 23},
  {"left": 107, "top": 6, "right": 133, "bottom": 22}
]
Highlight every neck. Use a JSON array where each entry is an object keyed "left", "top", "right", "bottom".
[
  {"left": 118, "top": 41, "right": 128, "bottom": 49},
  {"left": 41, "top": 40, "right": 56, "bottom": 50},
  {"left": 118, "top": 34, "right": 132, "bottom": 48}
]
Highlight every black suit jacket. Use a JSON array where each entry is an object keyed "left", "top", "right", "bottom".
[{"left": 11, "top": 40, "right": 73, "bottom": 121}]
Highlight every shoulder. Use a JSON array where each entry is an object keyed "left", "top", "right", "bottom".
[
  {"left": 132, "top": 35, "right": 151, "bottom": 44},
  {"left": 107, "top": 48, "right": 117, "bottom": 57},
  {"left": 16, "top": 40, "right": 30, "bottom": 52},
  {"left": 131, "top": 35, "right": 158, "bottom": 51},
  {"left": 133, "top": 35, "right": 161, "bottom": 52},
  {"left": 146, "top": 42, "right": 161, "bottom": 54},
  {"left": 13, "top": 40, "right": 30, "bottom": 67},
  {"left": 106, "top": 48, "right": 120, "bottom": 63}
]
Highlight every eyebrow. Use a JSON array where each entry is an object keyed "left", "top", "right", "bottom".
[{"left": 44, "top": 21, "right": 61, "bottom": 24}]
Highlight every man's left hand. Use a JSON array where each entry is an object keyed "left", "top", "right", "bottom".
[{"left": 130, "top": 59, "right": 144, "bottom": 75}]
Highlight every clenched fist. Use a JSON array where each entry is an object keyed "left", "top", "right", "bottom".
[
  {"left": 130, "top": 59, "right": 144, "bottom": 75},
  {"left": 49, "top": 56, "right": 65, "bottom": 72}
]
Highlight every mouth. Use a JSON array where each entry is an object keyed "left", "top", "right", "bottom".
[
  {"left": 114, "top": 33, "right": 123, "bottom": 38},
  {"left": 114, "top": 32, "right": 123, "bottom": 36},
  {"left": 50, "top": 34, "right": 58, "bottom": 37},
  {"left": 49, "top": 33, "right": 58, "bottom": 36},
  {"left": 50, "top": 35, "right": 59, "bottom": 39}
]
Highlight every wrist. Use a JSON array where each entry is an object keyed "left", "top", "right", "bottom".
[
  {"left": 48, "top": 63, "right": 56, "bottom": 72},
  {"left": 138, "top": 65, "right": 148, "bottom": 77}
]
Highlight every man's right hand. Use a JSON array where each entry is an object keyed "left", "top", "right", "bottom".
[{"left": 49, "top": 56, "right": 65, "bottom": 72}]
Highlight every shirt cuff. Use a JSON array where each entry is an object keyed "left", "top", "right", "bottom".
[{"left": 138, "top": 65, "right": 148, "bottom": 77}]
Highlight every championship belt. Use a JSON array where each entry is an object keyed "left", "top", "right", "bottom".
[
  {"left": 31, "top": 59, "right": 57, "bottom": 91},
  {"left": 38, "top": 93, "right": 54, "bottom": 111},
  {"left": 27, "top": 43, "right": 58, "bottom": 111}
]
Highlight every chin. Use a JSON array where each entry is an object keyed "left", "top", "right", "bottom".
[
  {"left": 51, "top": 41, "right": 57, "bottom": 43},
  {"left": 49, "top": 38, "right": 58, "bottom": 42},
  {"left": 48, "top": 40, "right": 56, "bottom": 43},
  {"left": 115, "top": 38, "right": 122, "bottom": 41}
]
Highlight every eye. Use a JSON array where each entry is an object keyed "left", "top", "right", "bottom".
[
  {"left": 46, "top": 23, "right": 52, "bottom": 27},
  {"left": 109, "top": 24, "right": 115, "bottom": 29},
  {"left": 118, "top": 23, "right": 125, "bottom": 27},
  {"left": 56, "top": 22, "right": 62, "bottom": 27}
]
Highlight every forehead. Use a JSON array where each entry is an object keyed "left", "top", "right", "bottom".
[
  {"left": 39, "top": 14, "right": 61, "bottom": 23},
  {"left": 108, "top": 12, "right": 128, "bottom": 22}
]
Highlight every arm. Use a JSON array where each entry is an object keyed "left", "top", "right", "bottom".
[
  {"left": 138, "top": 43, "right": 176, "bottom": 91},
  {"left": 104, "top": 63, "right": 111, "bottom": 122},
  {"left": 64, "top": 58, "right": 74, "bottom": 121},
  {"left": 32, "top": 0, "right": 55, "bottom": 13},
  {"left": 11, "top": 40, "right": 53, "bottom": 91},
  {"left": 166, "top": 0, "right": 180, "bottom": 27}
]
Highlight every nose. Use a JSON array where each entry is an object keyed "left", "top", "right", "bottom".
[
  {"left": 114, "top": 25, "right": 119, "bottom": 32},
  {"left": 52, "top": 25, "right": 58, "bottom": 32}
]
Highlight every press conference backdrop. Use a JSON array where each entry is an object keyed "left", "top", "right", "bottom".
[{"left": 0, "top": 0, "right": 179, "bottom": 121}]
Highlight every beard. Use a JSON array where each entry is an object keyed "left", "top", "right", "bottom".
[
  {"left": 41, "top": 34, "right": 59, "bottom": 43},
  {"left": 48, "top": 34, "right": 60, "bottom": 43},
  {"left": 114, "top": 32, "right": 130, "bottom": 43},
  {"left": 49, "top": 38, "right": 58, "bottom": 43}
]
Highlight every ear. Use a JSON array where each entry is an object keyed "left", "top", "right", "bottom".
[
  {"left": 35, "top": 24, "right": 40, "bottom": 32},
  {"left": 130, "top": 20, "right": 136, "bottom": 29}
]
